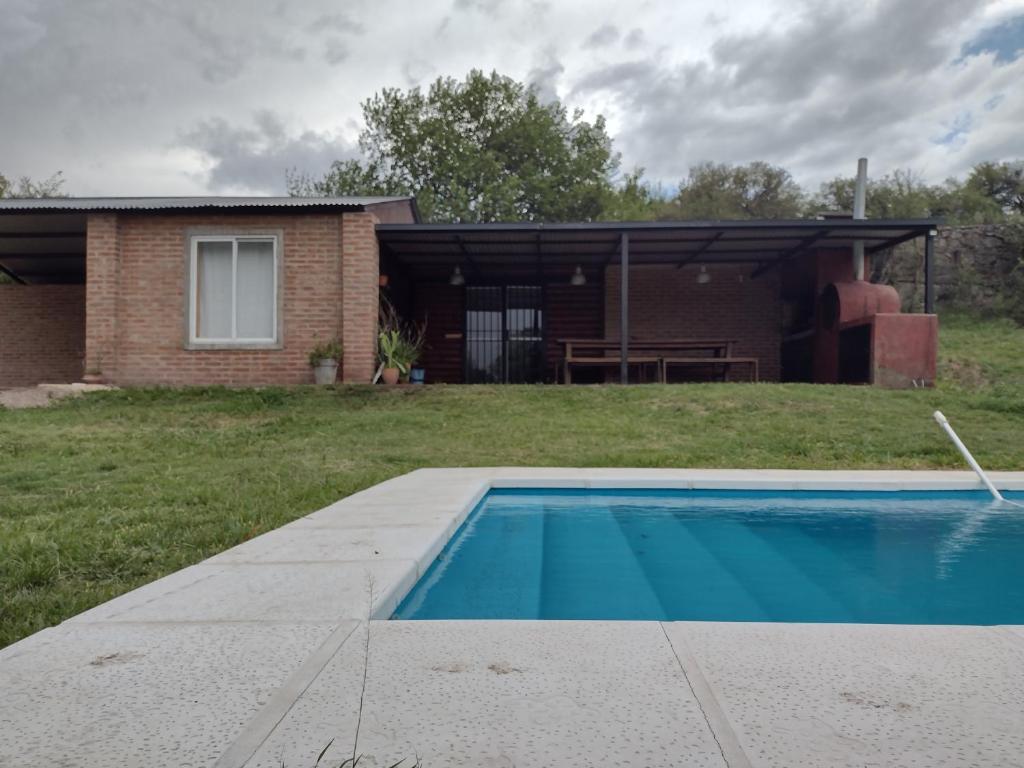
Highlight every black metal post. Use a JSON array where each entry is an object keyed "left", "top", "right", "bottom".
[
  {"left": 924, "top": 230, "right": 935, "bottom": 314},
  {"left": 620, "top": 232, "right": 629, "bottom": 384}
]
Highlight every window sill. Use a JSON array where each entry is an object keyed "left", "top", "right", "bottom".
[{"left": 185, "top": 341, "right": 283, "bottom": 351}]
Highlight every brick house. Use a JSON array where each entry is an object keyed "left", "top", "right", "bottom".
[{"left": 0, "top": 197, "right": 939, "bottom": 388}]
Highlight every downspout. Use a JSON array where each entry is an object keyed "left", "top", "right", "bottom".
[{"left": 852, "top": 157, "right": 867, "bottom": 281}]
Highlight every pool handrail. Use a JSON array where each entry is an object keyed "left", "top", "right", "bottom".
[{"left": 933, "top": 410, "right": 1005, "bottom": 502}]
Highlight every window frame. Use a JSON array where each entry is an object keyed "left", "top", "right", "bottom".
[{"left": 186, "top": 231, "right": 283, "bottom": 350}]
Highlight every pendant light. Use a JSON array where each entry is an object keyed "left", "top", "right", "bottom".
[
  {"left": 696, "top": 265, "right": 711, "bottom": 285},
  {"left": 449, "top": 266, "right": 465, "bottom": 286},
  {"left": 570, "top": 265, "right": 587, "bottom": 286}
]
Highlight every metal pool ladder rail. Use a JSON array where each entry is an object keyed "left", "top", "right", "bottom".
[{"left": 933, "top": 410, "right": 1007, "bottom": 503}]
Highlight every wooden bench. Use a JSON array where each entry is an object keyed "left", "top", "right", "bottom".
[
  {"left": 661, "top": 357, "right": 759, "bottom": 382},
  {"left": 562, "top": 356, "right": 661, "bottom": 384},
  {"left": 559, "top": 338, "right": 737, "bottom": 385}
]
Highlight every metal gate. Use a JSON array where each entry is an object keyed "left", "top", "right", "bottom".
[{"left": 465, "top": 285, "right": 544, "bottom": 383}]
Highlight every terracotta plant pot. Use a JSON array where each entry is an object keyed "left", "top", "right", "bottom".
[{"left": 381, "top": 367, "right": 401, "bottom": 385}]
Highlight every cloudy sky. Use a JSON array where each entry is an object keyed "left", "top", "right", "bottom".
[{"left": 1, "top": 0, "right": 1022, "bottom": 196}]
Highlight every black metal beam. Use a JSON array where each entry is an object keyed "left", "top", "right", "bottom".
[
  {"left": 0, "top": 263, "right": 27, "bottom": 284},
  {"left": 620, "top": 232, "right": 629, "bottom": 384},
  {"left": 924, "top": 229, "right": 936, "bottom": 314},
  {"left": 675, "top": 231, "right": 723, "bottom": 269},
  {"left": 378, "top": 232, "right": 922, "bottom": 249},
  {"left": 0, "top": 232, "right": 85, "bottom": 239},
  {"left": 535, "top": 233, "right": 543, "bottom": 281},
  {"left": 454, "top": 235, "right": 484, "bottom": 279},
  {"left": 0, "top": 252, "right": 86, "bottom": 259},
  {"left": 376, "top": 219, "right": 943, "bottom": 234},
  {"left": 393, "top": 247, "right": 826, "bottom": 260},
  {"left": 750, "top": 229, "right": 830, "bottom": 279}
]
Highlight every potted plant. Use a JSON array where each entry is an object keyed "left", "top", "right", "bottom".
[
  {"left": 377, "top": 329, "right": 407, "bottom": 385},
  {"left": 308, "top": 336, "right": 343, "bottom": 385},
  {"left": 376, "top": 295, "right": 427, "bottom": 386}
]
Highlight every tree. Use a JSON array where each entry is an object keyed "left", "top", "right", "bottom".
[
  {"left": 660, "top": 162, "right": 806, "bottom": 220},
  {"left": 812, "top": 169, "right": 938, "bottom": 219},
  {"left": 965, "top": 161, "right": 1024, "bottom": 215},
  {"left": 812, "top": 168, "right": 1008, "bottom": 224},
  {"left": 290, "top": 70, "right": 620, "bottom": 223},
  {"left": 597, "top": 169, "right": 664, "bottom": 222},
  {"left": 0, "top": 171, "right": 66, "bottom": 198}
]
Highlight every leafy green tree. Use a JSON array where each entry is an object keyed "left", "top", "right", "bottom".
[
  {"left": 291, "top": 70, "right": 620, "bottom": 223},
  {"left": 812, "top": 168, "right": 1009, "bottom": 224},
  {"left": 597, "top": 169, "right": 665, "bottom": 222},
  {"left": 659, "top": 162, "right": 806, "bottom": 220},
  {"left": 812, "top": 169, "right": 939, "bottom": 219},
  {"left": 0, "top": 171, "right": 66, "bottom": 198},
  {"left": 930, "top": 178, "right": 1006, "bottom": 224},
  {"left": 965, "top": 161, "right": 1024, "bottom": 215}
]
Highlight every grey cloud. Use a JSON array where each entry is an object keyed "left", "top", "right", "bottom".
[
  {"left": 709, "top": 0, "right": 987, "bottom": 102},
  {"left": 584, "top": 24, "right": 620, "bottom": 49},
  {"left": 623, "top": 28, "right": 646, "bottom": 50},
  {"left": 572, "top": 60, "right": 661, "bottom": 94},
  {"left": 308, "top": 13, "right": 366, "bottom": 35},
  {"left": 572, "top": 0, "right": 1010, "bottom": 187},
  {"left": 454, "top": 0, "right": 502, "bottom": 16},
  {"left": 402, "top": 58, "right": 437, "bottom": 87},
  {"left": 2, "top": 0, "right": 1021, "bottom": 198},
  {"left": 179, "top": 111, "right": 357, "bottom": 193},
  {"left": 324, "top": 38, "right": 351, "bottom": 65},
  {"left": 528, "top": 49, "right": 564, "bottom": 103},
  {"left": 170, "top": 5, "right": 309, "bottom": 85}
]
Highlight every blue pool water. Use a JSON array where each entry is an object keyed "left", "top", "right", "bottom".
[{"left": 394, "top": 488, "right": 1024, "bottom": 624}]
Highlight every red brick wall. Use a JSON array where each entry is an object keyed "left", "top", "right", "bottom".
[
  {"left": 85, "top": 212, "right": 378, "bottom": 386},
  {"left": 340, "top": 213, "right": 380, "bottom": 383},
  {"left": 0, "top": 286, "right": 85, "bottom": 387},
  {"left": 604, "top": 264, "right": 782, "bottom": 381},
  {"left": 85, "top": 213, "right": 119, "bottom": 379},
  {"left": 546, "top": 282, "right": 603, "bottom": 380}
]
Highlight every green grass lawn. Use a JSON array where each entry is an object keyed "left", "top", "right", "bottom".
[{"left": 2, "top": 314, "right": 1023, "bottom": 648}]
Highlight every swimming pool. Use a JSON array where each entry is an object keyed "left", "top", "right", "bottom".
[{"left": 394, "top": 488, "right": 1024, "bottom": 624}]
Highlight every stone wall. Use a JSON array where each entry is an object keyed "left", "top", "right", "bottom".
[{"left": 874, "top": 223, "right": 1024, "bottom": 313}]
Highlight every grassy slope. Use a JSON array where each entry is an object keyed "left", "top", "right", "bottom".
[{"left": 2, "top": 315, "right": 1023, "bottom": 647}]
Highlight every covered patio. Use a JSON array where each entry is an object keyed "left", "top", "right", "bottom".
[
  {"left": 0, "top": 211, "right": 87, "bottom": 387},
  {"left": 376, "top": 219, "right": 939, "bottom": 386}
]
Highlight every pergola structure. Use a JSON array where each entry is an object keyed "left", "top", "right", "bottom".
[{"left": 377, "top": 218, "right": 939, "bottom": 384}]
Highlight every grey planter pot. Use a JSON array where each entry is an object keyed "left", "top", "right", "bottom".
[{"left": 312, "top": 359, "right": 339, "bottom": 385}]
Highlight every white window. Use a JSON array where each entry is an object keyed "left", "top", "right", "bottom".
[{"left": 189, "top": 235, "right": 278, "bottom": 345}]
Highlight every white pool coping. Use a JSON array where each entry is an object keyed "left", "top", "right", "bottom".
[{"left": 3, "top": 468, "right": 1024, "bottom": 768}]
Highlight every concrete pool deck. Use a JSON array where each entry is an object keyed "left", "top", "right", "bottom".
[{"left": 3, "top": 468, "right": 1024, "bottom": 767}]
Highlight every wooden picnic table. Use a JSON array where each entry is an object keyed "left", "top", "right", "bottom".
[{"left": 558, "top": 338, "right": 757, "bottom": 383}]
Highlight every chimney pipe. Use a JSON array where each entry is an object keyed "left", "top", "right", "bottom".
[{"left": 852, "top": 157, "right": 867, "bottom": 280}]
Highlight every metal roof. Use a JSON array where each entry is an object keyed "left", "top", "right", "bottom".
[
  {"left": 0, "top": 196, "right": 418, "bottom": 283},
  {"left": 377, "top": 218, "right": 940, "bottom": 277},
  {"left": 0, "top": 196, "right": 413, "bottom": 212}
]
